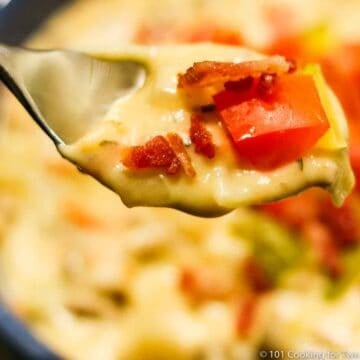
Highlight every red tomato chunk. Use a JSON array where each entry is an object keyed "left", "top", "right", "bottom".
[{"left": 214, "top": 74, "right": 329, "bottom": 169}]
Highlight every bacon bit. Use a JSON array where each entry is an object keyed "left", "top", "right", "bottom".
[
  {"left": 236, "top": 294, "right": 260, "bottom": 337},
  {"left": 63, "top": 201, "right": 104, "bottom": 229},
  {"left": 166, "top": 133, "right": 196, "bottom": 177},
  {"left": 122, "top": 135, "right": 181, "bottom": 175},
  {"left": 190, "top": 114, "right": 216, "bottom": 159},
  {"left": 224, "top": 76, "right": 254, "bottom": 91},
  {"left": 123, "top": 134, "right": 196, "bottom": 177},
  {"left": 243, "top": 257, "right": 270, "bottom": 293},
  {"left": 178, "top": 57, "right": 290, "bottom": 89},
  {"left": 303, "top": 220, "right": 343, "bottom": 278}
]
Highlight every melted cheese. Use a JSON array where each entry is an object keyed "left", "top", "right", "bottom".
[
  {"left": 59, "top": 44, "right": 354, "bottom": 215},
  {"left": 1, "top": 1, "right": 360, "bottom": 359}
]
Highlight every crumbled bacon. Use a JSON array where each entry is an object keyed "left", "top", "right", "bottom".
[
  {"left": 167, "top": 133, "right": 196, "bottom": 177},
  {"left": 178, "top": 56, "right": 291, "bottom": 89},
  {"left": 122, "top": 135, "right": 181, "bottom": 175},
  {"left": 224, "top": 76, "right": 254, "bottom": 91},
  {"left": 123, "top": 134, "right": 197, "bottom": 177},
  {"left": 190, "top": 114, "right": 216, "bottom": 159}
]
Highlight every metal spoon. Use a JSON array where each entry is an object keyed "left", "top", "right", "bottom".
[{"left": 0, "top": 43, "right": 147, "bottom": 145}]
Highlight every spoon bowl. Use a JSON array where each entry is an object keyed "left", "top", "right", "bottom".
[{"left": 0, "top": 44, "right": 147, "bottom": 144}]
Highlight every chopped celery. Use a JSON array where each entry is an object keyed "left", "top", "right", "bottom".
[{"left": 232, "top": 210, "right": 306, "bottom": 284}]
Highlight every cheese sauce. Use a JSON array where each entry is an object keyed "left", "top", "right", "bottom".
[
  {"left": 1, "top": 1, "right": 360, "bottom": 359},
  {"left": 60, "top": 44, "right": 353, "bottom": 215}
]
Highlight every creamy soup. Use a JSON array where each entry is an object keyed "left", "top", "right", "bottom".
[
  {"left": 1, "top": 1, "right": 360, "bottom": 359},
  {"left": 60, "top": 44, "right": 353, "bottom": 215}
]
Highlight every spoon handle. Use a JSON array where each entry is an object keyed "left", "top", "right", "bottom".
[{"left": 0, "top": 44, "right": 19, "bottom": 91}]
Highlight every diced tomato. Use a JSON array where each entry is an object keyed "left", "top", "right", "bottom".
[
  {"left": 302, "top": 220, "right": 343, "bottom": 278},
  {"left": 214, "top": 74, "right": 329, "bottom": 169},
  {"left": 319, "top": 197, "right": 360, "bottom": 248}
]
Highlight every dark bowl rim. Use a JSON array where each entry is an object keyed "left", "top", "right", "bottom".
[{"left": 0, "top": 0, "right": 68, "bottom": 359}]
